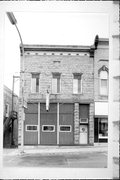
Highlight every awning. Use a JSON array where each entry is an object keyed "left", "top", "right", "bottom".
[{"left": 95, "top": 102, "right": 108, "bottom": 116}]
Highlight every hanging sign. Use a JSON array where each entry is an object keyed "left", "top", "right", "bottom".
[{"left": 46, "top": 90, "right": 50, "bottom": 111}]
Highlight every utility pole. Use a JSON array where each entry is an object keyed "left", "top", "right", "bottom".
[{"left": 11, "top": 75, "right": 20, "bottom": 146}]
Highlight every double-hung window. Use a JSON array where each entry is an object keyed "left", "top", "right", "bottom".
[
  {"left": 100, "top": 71, "right": 108, "bottom": 96},
  {"left": 52, "top": 73, "right": 61, "bottom": 94},
  {"left": 73, "top": 73, "right": 82, "bottom": 94},
  {"left": 31, "top": 73, "right": 40, "bottom": 93}
]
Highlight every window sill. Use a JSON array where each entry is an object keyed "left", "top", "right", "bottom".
[
  {"left": 100, "top": 95, "right": 108, "bottom": 97},
  {"left": 72, "top": 93, "right": 83, "bottom": 95},
  {"left": 51, "top": 93, "right": 61, "bottom": 95}
]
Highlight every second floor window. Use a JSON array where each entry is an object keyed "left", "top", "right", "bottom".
[
  {"left": 31, "top": 74, "right": 40, "bottom": 93},
  {"left": 100, "top": 71, "right": 108, "bottom": 96},
  {"left": 52, "top": 73, "right": 61, "bottom": 94},
  {"left": 73, "top": 73, "right": 82, "bottom": 94}
]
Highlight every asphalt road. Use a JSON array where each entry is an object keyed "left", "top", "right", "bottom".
[{"left": 3, "top": 151, "right": 107, "bottom": 168}]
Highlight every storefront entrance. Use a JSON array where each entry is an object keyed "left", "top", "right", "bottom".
[{"left": 79, "top": 125, "right": 88, "bottom": 144}]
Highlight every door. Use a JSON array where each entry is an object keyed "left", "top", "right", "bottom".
[
  {"left": 40, "top": 103, "right": 57, "bottom": 145},
  {"left": 59, "top": 104, "right": 74, "bottom": 145},
  {"left": 79, "top": 125, "right": 88, "bottom": 144}
]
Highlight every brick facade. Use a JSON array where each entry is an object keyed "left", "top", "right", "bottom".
[{"left": 18, "top": 45, "right": 95, "bottom": 146}]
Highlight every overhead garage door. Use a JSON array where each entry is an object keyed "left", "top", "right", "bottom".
[
  {"left": 24, "top": 103, "right": 38, "bottom": 145},
  {"left": 59, "top": 103, "right": 74, "bottom": 145},
  {"left": 40, "top": 103, "right": 57, "bottom": 145}
]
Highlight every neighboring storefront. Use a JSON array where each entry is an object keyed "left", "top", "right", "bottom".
[{"left": 94, "top": 102, "right": 108, "bottom": 143}]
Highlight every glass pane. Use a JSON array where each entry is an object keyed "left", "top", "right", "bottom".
[
  {"left": 73, "top": 79, "right": 78, "bottom": 93},
  {"left": 60, "top": 126, "right": 71, "bottom": 131},
  {"left": 43, "top": 126, "right": 54, "bottom": 131},
  {"left": 52, "top": 78, "right": 57, "bottom": 93},
  {"left": 100, "top": 79, "right": 108, "bottom": 95},
  {"left": 99, "top": 119, "right": 108, "bottom": 137},
  {"left": 100, "top": 71, "right": 108, "bottom": 79},
  {"left": 31, "top": 78, "right": 36, "bottom": 93},
  {"left": 27, "top": 126, "right": 37, "bottom": 131}
]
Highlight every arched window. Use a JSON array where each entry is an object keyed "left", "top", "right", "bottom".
[{"left": 100, "top": 70, "right": 108, "bottom": 96}]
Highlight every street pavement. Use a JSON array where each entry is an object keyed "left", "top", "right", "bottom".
[{"left": 3, "top": 144, "right": 108, "bottom": 168}]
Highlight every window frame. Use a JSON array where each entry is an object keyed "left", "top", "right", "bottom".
[
  {"left": 42, "top": 125, "right": 55, "bottom": 132},
  {"left": 99, "top": 70, "right": 108, "bottom": 96},
  {"left": 59, "top": 125, "right": 72, "bottom": 132},
  {"left": 52, "top": 73, "right": 61, "bottom": 94},
  {"left": 73, "top": 73, "right": 82, "bottom": 94},
  {"left": 31, "top": 73, "right": 40, "bottom": 93},
  {"left": 26, "top": 125, "right": 38, "bottom": 132}
]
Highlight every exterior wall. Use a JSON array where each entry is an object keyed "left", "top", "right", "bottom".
[
  {"left": 23, "top": 54, "right": 94, "bottom": 102},
  {"left": 94, "top": 41, "right": 109, "bottom": 102},
  {"left": 18, "top": 48, "right": 94, "bottom": 146}
]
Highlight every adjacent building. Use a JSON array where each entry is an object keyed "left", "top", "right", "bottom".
[
  {"left": 3, "top": 85, "right": 19, "bottom": 147},
  {"left": 18, "top": 35, "right": 109, "bottom": 146}
]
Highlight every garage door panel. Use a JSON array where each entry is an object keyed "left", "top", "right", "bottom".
[
  {"left": 25, "top": 114, "right": 38, "bottom": 124},
  {"left": 59, "top": 104, "right": 74, "bottom": 145},
  {"left": 24, "top": 131, "right": 38, "bottom": 145},
  {"left": 24, "top": 113, "right": 38, "bottom": 145},
  {"left": 40, "top": 103, "right": 57, "bottom": 145}
]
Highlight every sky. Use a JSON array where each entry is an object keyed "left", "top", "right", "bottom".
[{"left": 4, "top": 11, "right": 109, "bottom": 95}]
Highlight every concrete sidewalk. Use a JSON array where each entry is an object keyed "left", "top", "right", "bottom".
[{"left": 3, "top": 143, "right": 108, "bottom": 156}]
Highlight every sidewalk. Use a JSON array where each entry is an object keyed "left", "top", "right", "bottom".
[{"left": 3, "top": 143, "right": 108, "bottom": 156}]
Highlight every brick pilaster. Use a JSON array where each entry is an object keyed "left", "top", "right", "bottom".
[
  {"left": 74, "top": 103, "right": 79, "bottom": 144},
  {"left": 89, "top": 102, "right": 94, "bottom": 145}
]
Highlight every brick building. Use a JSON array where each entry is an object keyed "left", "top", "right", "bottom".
[
  {"left": 18, "top": 35, "right": 109, "bottom": 146},
  {"left": 3, "top": 85, "right": 19, "bottom": 147}
]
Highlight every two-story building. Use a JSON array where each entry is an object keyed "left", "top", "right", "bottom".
[{"left": 18, "top": 35, "right": 109, "bottom": 146}]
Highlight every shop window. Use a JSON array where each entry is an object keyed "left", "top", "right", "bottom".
[
  {"left": 42, "top": 125, "right": 55, "bottom": 132},
  {"left": 59, "top": 125, "right": 71, "bottom": 132},
  {"left": 73, "top": 73, "right": 82, "bottom": 94},
  {"left": 52, "top": 73, "right": 61, "bottom": 94},
  {"left": 26, "top": 125, "right": 38, "bottom": 131},
  {"left": 99, "top": 119, "right": 108, "bottom": 138},
  {"left": 99, "top": 70, "right": 108, "bottom": 96},
  {"left": 31, "top": 73, "right": 40, "bottom": 93}
]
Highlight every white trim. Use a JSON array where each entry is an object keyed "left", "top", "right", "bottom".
[
  {"left": 42, "top": 125, "right": 55, "bottom": 132},
  {"left": 26, "top": 125, "right": 38, "bottom": 132},
  {"left": 59, "top": 125, "right": 72, "bottom": 132},
  {"left": 80, "top": 118, "right": 88, "bottom": 124},
  {"left": 57, "top": 103, "right": 59, "bottom": 145},
  {"left": 38, "top": 102, "right": 40, "bottom": 144}
]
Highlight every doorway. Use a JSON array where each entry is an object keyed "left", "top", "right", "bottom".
[{"left": 79, "top": 125, "right": 88, "bottom": 144}]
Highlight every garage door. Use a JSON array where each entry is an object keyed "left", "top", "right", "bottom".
[
  {"left": 40, "top": 103, "right": 57, "bottom": 145},
  {"left": 59, "top": 103, "right": 74, "bottom": 145},
  {"left": 24, "top": 103, "right": 38, "bottom": 145}
]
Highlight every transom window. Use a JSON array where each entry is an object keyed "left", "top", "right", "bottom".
[
  {"left": 42, "top": 125, "right": 55, "bottom": 132},
  {"left": 26, "top": 125, "right": 38, "bottom": 131},
  {"left": 52, "top": 73, "right": 61, "bottom": 94},
  {"left": 31, "top": 73, "right": 40, "bottom": 93},
  {"left": 59, "top": 125, "right": 71, "bottom": 132},
  {"left": 100, "top": 71, "right": 108, "bottom": 96},
  {"left": 73, "top": 73, "right": 82, "bottom": 94}
]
